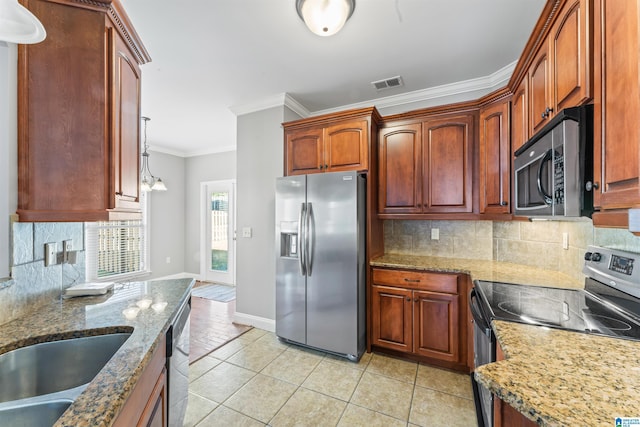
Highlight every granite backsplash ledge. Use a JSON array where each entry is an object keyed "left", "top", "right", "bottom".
[
  {"left": 384, "top": 219, "right": 640, "bottom": 282},
  {"left": 0, "top": 221, "right": 85, "bottom": 326}
]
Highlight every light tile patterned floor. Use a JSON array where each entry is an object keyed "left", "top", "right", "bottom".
[{"left": 185, "top": 329, "right": 478, "bottom": 427}]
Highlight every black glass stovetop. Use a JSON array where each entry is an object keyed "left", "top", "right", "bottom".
[{"left": 474, "top": 280, "right": 640, "bottom": 341}]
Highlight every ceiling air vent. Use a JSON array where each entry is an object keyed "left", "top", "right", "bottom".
[{"left": 371, "top": 76, "right": 404, "bottom": 91}]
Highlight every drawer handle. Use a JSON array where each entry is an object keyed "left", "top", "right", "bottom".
[{"left": 404, "top": 278, "right": 420, "bottom": 283}]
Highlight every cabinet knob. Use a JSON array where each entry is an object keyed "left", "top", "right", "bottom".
[
  {"left": 500, "top": 201, "right": 508, "bottom": 206},
  {"left": 406, "top": 297, "right": 411, "bottom": 302},
  {"left": 404, "top": 278, "right": 420, "bottom": 283},
  {"left": 414, "top": 298, "right": 418, "bottom": 302},
  {"left": 585, "top": 181, "right": 600, "bottom": 191},
  {"left": 325, "top": 164, "right": 328, "bottom": 169},
  {"left": 318, "top": 165, "right": 323, "bottom": 170},
  {"left": 542, "top": 107, "right": 554, "bottom": 118}
]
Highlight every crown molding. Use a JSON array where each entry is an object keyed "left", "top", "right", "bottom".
[
  {"left": 151, "top": 144, "right": 236, "bottom": 158},
  {"left": 312, "top": 60, "right": 517, "bottom": 116},
  {"left": 230, "top": 93, "right": 310, "bottom": 118}
]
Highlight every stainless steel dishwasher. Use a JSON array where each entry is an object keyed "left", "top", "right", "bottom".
[{"left": 166, "top": 296, "right": 190, "bottom": 426}]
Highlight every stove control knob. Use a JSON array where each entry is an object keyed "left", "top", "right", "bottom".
[
  {"left": 592, "top": 252, "right": 602, "bottom": 262},
  {"left": 584, "top": 252, "right": 592, "bottom": 261}
]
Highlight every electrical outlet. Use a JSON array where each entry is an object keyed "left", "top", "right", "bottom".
[
  {"left": 45, "top": 242, "right": 57, "bottom": 267},
  {"left": 242, "top": 227, "right": 252, "bottom": 238},
  {"left": 431, "top": 228, "right": 440, "bottom": 240},
  {"left": 62, "top": 240, "right": 72, "bottom": 263}
]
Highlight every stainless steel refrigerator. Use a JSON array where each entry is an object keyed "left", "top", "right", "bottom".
[{"left": 275, "top": 171, "right": 366, "bottom": 361}]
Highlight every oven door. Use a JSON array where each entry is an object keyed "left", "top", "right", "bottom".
[
  {"left": 470, "top": 288, "right": 495, "bottom": 427},
  {"left": 514, "top": 130, "right": 555, "bottom": 216}
]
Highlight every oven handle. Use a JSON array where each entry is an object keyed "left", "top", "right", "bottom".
[{"left": 470, "top": 288, "right": 492, "bottom": 335}]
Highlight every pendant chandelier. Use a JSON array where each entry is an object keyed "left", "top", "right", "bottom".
[
  {"left": 140, "top": 117, "right": 167, "bottom": 192},
  {"left": 0, "top": 0, "right": 46, "bottom": 44},
  {"left": 296, "top": 0, "right": 355, "bottom": 37}
]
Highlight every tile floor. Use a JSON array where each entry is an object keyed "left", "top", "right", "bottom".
[{"left": 185, "top": 328, "right": 478, "bottom": 427}]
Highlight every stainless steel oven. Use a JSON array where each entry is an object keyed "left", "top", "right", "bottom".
[
  {"left": 514, "top": 104, "right": 593, "bottom": 219},
  {"left": 470, "top": 288, "right": 494, "bottom": 427}
]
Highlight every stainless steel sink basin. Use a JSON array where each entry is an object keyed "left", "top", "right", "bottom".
[
  {"left": 0, "top": 332, "right": 131, "bottom": 403},
  {"left": 0, "top": 400, "right": 72, "bottom": 426}
]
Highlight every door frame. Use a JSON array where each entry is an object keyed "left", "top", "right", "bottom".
[{"left": 199, "top": 179, "right": 236, "bottom": 284}]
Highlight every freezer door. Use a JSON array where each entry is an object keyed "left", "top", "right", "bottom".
[
  {"left": 275, "top": 175, "right": 307, "bottom": 344},
  {"left": 306, "top": 171, "right": 364, "bottom": 356}
]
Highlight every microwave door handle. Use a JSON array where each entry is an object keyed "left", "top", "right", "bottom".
[{"left": 537, "top": 148, "right": 554, "bottom": 205}]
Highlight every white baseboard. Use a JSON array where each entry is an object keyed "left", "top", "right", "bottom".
[
  {"left": 153, "top": 272, "right": 202, "bottom": 281},
  {"left": 233, "top": 312, "right": 275, "bottom": 332}
]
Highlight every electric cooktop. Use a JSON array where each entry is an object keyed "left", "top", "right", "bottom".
[{"left": 474, "top": 246, "right": 640, "bottom": 341}]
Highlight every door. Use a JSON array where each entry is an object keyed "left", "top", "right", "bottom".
[
  {"left": 202, "top": 180, "right": 235, "bottom": 284},
  {"left": 371, "top": 285, "right": 413, "bottom": 352},
  {"left": 305, "top": 171, "right": 362, "bottom": 356},
  {"left": 275, "top": 175, "right": 307, "bottom": 344},
  {"left": 414, "top": 290, "right": 460, "bottom": 362}
]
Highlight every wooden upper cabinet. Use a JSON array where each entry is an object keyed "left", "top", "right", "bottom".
[
  {"left": 325, "top": 120, "right": 368, "bottom": 171},
  {"left": 378, "top": 124, "right": 422, "bottom": 214},
  {"left": 551, "top": 0, "right": 592, "bottom": 113},
  {"left": 112, "top": 27, "right": 143, "bottom": 212},
  {"left": 511, "top": 79, "right": 529, "bottom": 152},
  {"left": 283, "top": 107, "right": 380, "bottom": 176},
  {"left": 422, "top": 114, "right": 474, "bottom": 213},
  {"left": 479, "top": 99, "right": 510, "bottom": 214},
  {"left": 592, "top": 0, "right": 640, "bottom": 213},
  {"left": 286, "top": 128, "right": 324, "bottom": 175},
  {"left": 17, "top": 0, "right": 150, "bottom": 222},
  {"left": 529, "top": 46, "right": 552, "bottom": 135}
]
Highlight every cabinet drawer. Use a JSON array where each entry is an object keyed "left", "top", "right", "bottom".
[{"left": 372, "top": 268, "right": 458, "bottom": 293}]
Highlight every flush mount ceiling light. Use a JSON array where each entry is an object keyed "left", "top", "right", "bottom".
[
  {"left": 0, "top": 0, "right": 46, "bottom": 44},
  {"left": 296, "top": 0, "right": 355, "bottom": 37},
  {"left": 140, "top": 117, "right": 167, "bottom": 192}
]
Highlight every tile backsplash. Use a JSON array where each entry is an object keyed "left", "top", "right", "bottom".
[
  {"left": 0, "top": 221, "right": 85, "bottom": 326},
  {"left": 385, "top": 219, "right": 640, "bottom": 282}
]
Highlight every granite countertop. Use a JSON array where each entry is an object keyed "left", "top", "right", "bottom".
[
  {"left": 0, "top": 278, "right": 194, "bottom": 427},
  {"left": 370, "top": 253, "right": 584, "bottom": 289},
  {"left": 370, "top": 254, "right": 639, "bottom": 426},
  {"left": 476, "top": 320, "right": 640, "bottom": 426}
]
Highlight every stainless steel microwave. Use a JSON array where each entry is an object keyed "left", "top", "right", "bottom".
[{"left": 514, "top": 105, "right": 593, "bottom": 218}]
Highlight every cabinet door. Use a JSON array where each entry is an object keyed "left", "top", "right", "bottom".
[
  {"left": 511, "top": 79, "right": 529, "bottom": 152},
  {"left": 285, "top": 128, "right": 324, "bottom": 175},
  {"left": 550, "top": 0, "right": 592, "bottom": 113},
  {"left": 112, "top": 28, "right": 142, "bottom": 211},
  {"left": 422, "top": 114, "right": 474, "bottom": 213},
  {"left": 378, "top": 124, "right": 422, "bottom": 214},
  {"left": 141, "top": 368, "right": 167, "bottom": 427},
  {"left": 479, "top": 100, "right": 510, "bottom": 214},
  {"left": 529, "top": 46, "right": 553, "bottom": 135},
  {"left": 371, "top": 285, "right": 413, "bottom": 352},
  {"left": 593, "top": 0, "right": 640, "bottom": 209},
  {"left": 413, "top": 290, "right": 460, "bottom": 363},
  {"left": 325, "top": 120, "right": 368, "bottom": 172}
]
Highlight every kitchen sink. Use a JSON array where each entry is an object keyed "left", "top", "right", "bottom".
[
  {"left": 0, "top": 400, "right": 72, "bottom": 426},
  {"left": 0, "top": 332, "right": 131, "bottom": 403}
]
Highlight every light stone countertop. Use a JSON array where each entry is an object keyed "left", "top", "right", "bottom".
[
  {"left": 0, "top": 278, "right": 193, "bottom": 427},
  {"left": 370, "top": 254, "right": 638, "bottom": 426}
]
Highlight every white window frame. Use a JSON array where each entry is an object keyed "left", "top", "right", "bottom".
[{"left": 85, "top": 191, "right": 150, "bottom": 281}]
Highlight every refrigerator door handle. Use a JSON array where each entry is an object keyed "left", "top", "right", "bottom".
[
  {"left": 298, "top": 202, "right": 306, "bottom": 276},
  {"left": 307, "top": 202, "right": 314, "bottom": 276}
]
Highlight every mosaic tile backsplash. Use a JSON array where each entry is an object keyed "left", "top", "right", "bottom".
[
  {"left": 384, "top": 219, "right": 640, "bottom": 282},
  {"left": 0, "top": 221, "right": 85, "bottom": 326}
]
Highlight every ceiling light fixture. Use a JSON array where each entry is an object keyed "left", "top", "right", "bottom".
[
  {"left": 0, "top": 0, "right": 46, "bottom": 44},
  {"left": 296, "top": 0, "right": 355, "bottom": 37},
  {"left": 140, "top": 117, "right": 167, "bottom": 192}
]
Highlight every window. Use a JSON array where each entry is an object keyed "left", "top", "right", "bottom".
[{"left": 85, "top": 193, "right": 149, "bottom": 281}]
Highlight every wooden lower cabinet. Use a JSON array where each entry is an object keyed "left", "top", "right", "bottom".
[
  {"left": 370, "top": 268, "right": 469, "bottom": 371},
  {"left": 114, "top": 336, "right": 167, "bottom": 427}
]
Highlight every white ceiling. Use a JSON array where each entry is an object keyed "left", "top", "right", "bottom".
[{"left": 122, "top": 0, "right": 546, "bottom": 157}]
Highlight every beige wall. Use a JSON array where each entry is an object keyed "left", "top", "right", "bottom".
[{"left": 385, "top": 219, "right": 640, "bottom": 282}]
